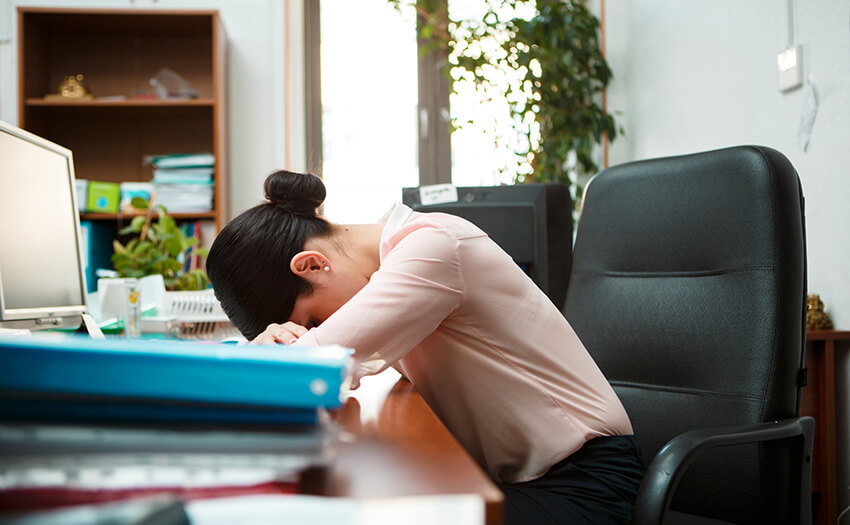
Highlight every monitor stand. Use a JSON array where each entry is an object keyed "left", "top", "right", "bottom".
[{"left": 76, "top": 313, "right": 106, "bottom": 339}]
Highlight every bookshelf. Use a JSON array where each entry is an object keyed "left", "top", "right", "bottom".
[{"left": 17, "top": 8, "right": 229, "bottom": 231}]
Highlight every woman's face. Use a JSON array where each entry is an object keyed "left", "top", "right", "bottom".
[{"left": 288, "top": 268, "right": 367, "bottom": 329}]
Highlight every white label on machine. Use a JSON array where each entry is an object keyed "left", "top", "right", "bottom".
[{"left": 419, "top": 184, "right": 458, "bottom": 206}]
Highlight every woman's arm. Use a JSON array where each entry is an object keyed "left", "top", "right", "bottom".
[
  {"left": 252, "top": 321, "right": 308, "bottom": 345},
  {"left": 292, "top": 226, "right": 465, "bottom": 384}
]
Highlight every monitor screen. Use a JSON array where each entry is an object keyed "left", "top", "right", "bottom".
[
  {"left": 0, "top": 120, "right": 88, "bottom": 330},
  {"left": 402, "top": 184, "right": 573, "bottom": 309}
]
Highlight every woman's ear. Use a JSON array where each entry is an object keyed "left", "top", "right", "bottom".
[{"left": 290, "top": 250, "right": 330, "bottom": 280}]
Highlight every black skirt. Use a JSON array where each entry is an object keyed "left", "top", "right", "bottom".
[{"left": 498, "top": 435, "right": 645, "bottom": 525}]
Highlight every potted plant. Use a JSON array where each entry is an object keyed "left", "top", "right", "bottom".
[
  {"left": 110, "top": 197, "right": 210, "bottom": 291},
  {"left": 392, "top": 0, "right": 619, "bottom": 204}
]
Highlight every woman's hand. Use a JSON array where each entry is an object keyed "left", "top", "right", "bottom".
[{"left": 251, "top": 322, "right": 308, "bottom": 345}]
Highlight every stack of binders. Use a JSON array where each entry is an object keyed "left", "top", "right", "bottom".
[
  {"left": 150, "top": 153, "right": 215, "bottom": 213},
  {"left": 0, "top": 335, "right": 353, "bottom": 512},
  {"left": 0, "top": 335, "right": 352, "bottom": 425}
]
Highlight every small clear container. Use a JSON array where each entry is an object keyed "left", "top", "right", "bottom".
[{"left": 122, "top": 278, "right": 142, "bottom": 338}]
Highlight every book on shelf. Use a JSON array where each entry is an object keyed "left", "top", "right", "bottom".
[
  {"left": 144, "top": 153, "right": 216, "bottom": 212},
  {"left": 119, "top": 182, "right": 154, "bottom": 209},
  {"left": 153, "top": 182, "right": 214, "bottom": 213},
  {"left": 150, "top": 153, "right": 215, "bottom": 170},
  {"left": 153, "top": 167, "right": 214, "bottom": 185},
  {"left": 180, "top": 221, "right": 204, "bottom": 272},
  {"left": 153, "top": 167, "right": 214, "bottom": 177}
]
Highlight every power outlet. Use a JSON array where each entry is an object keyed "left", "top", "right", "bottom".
[{"left": 777, "top": 44, "right": 803, "bottom": 92}]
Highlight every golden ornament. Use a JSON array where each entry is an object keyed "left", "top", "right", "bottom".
[{"left": 806, "top": 294, "right": 833, "bottom": 331}]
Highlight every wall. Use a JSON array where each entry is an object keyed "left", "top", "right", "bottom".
[
  {"left": 605, "top": 0, "right": 850, "bottom": 326},
  {"left": 604, "top": 0, "right": 850, "bottom": 519},
  {"left": 0, "top": 0, "right": 304, "bottom": 219}
]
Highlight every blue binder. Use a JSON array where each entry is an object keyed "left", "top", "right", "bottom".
[{"left": 0, "top": 335, "right": 352, "bottom": 425}]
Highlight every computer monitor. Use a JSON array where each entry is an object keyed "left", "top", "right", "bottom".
[
  {"left": 402, "top": 184, "right": 573, "bottom": 309},
  {"left": 0, "top": 120, "right": 89, "bottom": 331}
]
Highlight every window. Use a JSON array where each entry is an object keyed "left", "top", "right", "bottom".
[
  {"left": 311, "top": 0, "right": 419, "bottom": 223},
  {"left": 448, "top": 0, "right": 536, "bottom": 186},
  {"left": 306, "top": 0, "right": 530, "bottom": 222}
]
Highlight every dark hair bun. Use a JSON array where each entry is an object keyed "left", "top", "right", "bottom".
[{"left": 263, "top": 170, "right": 326, "bottom": 216}]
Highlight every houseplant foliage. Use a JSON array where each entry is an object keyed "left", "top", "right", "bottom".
[
  {"left": 390, "top": 0, "right": 619, "bottom": 195},
  {"left": 111, "top": 197, "right": 209, "bottom": 291}
]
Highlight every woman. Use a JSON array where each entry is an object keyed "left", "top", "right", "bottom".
[{"left": 206, "top": 170, "right": 644, "bottom": 524}]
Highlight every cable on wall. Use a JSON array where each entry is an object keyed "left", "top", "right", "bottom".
[{"left": 787, "top": 0, "right": 796, "bottom": 46}]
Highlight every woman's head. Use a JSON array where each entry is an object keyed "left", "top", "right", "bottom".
[{"left": 206, "top": 170, "right": 332, "bottom": 339}]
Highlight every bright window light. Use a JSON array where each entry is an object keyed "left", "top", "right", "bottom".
[{"left": 320, "top": 0, "right": 419, "bottom": 223}]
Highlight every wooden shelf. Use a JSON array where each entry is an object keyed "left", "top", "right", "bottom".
[
  {"left": 81, "top": 211, "right": 217, "bottom": 221},
  {"left": 26, "top": 98, "right": 216, "bottom": 107},
  {"left": 18, "top": 7, "right": 228, "bottom": 231}
]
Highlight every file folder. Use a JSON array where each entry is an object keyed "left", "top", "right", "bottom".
[{"left": 0, "top": 336, "right": 352, "bottom": 425}]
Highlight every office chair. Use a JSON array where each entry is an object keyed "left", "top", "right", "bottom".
[{"left": 563, "top": 146, "right": 814, "bottom": 524}]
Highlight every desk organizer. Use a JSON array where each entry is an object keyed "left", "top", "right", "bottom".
[{"left": 163, "top": 289, "right": 240, "bottom": 340}]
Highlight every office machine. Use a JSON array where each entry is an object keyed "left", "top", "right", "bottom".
[
  {"left": 0, "top": 120, "right": 90, "bottom": 332},
  {"left": 402, "top": 184, "right": 573, "bottom": 309}
]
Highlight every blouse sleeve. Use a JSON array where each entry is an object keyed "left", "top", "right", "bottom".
[{"left": 291, "top": 225, "right": 465, "bottom": 386}]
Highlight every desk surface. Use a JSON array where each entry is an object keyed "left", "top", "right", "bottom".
[{"left": 301, "top": 369, "right": 504, "bottom": 525}]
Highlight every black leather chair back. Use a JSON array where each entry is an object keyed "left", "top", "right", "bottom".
[{"left": 564, "top": 146, "right": 807, "bottom": 523}]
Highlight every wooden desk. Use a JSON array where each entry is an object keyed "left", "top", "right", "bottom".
[
  {"left": 801, "top": 330, "right": 850, "bottom": 525},
  {"left": 300, "top": 370, "right": 504, "bottom": 525}
]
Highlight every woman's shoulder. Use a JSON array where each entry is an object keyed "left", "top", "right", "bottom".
[
  {"left": 381, "top": 211, "right": 487, "bottom": 259},
  {"left": 399, "top": 211, "right": 486, "bottom": 242},
  {"left": 408, "top": 210, "right": 488, "bottom": 239}
]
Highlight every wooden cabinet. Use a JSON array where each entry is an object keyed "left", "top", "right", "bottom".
[
  {"left": 802, "top": 330, "right": 850, "bottom": 525},
  {"left": 17, "top": 8, "right": 228, "bottom": 230}
]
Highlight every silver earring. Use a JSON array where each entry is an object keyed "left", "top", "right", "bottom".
[{"left": 323, "top": 263, "right": 330, "bottom": 271}]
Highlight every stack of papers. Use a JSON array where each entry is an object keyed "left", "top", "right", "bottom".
[
  {"left": 187, "top": 494, "right": 485, "bottom": 525},
  {"left": 0, "top": 424, "right": 321, "bottom": 511},
  {"left": 150, "top": 153, "right": 215, "bottom": 213},
  {"left": 0, "top": 336, "right": 353, "bottom": 514}
]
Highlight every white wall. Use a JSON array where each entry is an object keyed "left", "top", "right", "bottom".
[
  {"left": 604, "top": 0, "right": 850, "bottom": 519},
  {"left": 0, "top": 0, "right": 303, "bottom": 219},
  {"left": 605, "top": 0, "right": 850, "bottom": 327}
]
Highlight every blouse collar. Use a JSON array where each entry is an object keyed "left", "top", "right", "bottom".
[{"left": 379, "top": 203, "right": 414, "bottom": 262}]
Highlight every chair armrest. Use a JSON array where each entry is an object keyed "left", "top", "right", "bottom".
[{"left": 633, "top": 416, "right": 814, "bottom": 525}]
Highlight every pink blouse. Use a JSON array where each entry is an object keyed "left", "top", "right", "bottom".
[{"left": 293, "top": 204, "right": 632, "bottom": 483}]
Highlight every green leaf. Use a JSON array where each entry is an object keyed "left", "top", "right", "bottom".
[
  {"left": 130, "top": 240, "right": 154, "bottom": 257},
  {"left": 130, "top": 196, "right": 150, "bottom": 210},
  {"left": 165, "top": 237, "right": 183, "bottom": 257},
  {"left": 182, "top": 236, "right": 199, "bottom": 251},
  {"left": 162, "top": 258, "right": 184, "bottom": 273},
  {"left": 107, "top": 200, "right": 216, "bottom": 290},
  {"left": 111, "top": 254, "right": 130, "bottom": 272},
  {"left": 118, "top": 215, "right": 147, "bottom": 235}
]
